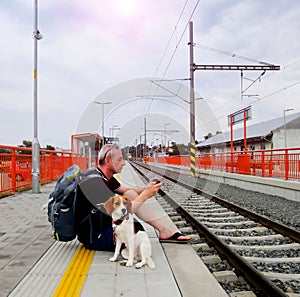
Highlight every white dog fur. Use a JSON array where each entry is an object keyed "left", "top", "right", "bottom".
[{"left": 104, "top": 195, "right": 155, "bottom": 269}]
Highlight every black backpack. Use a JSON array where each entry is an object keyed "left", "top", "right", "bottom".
[
  {"left": 47, "top": 165, "right": 114, "bottom": 243},
  {"left": 75, "top": 170, "right": 115, "bottom": 248}
]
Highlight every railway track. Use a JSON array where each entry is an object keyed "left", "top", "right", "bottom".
[{"left": 131, "top": 162, "right": 300, "bottom": 297}]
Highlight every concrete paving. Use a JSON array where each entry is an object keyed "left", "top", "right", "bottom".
[
  {"left": 0, "top": 183, "right": 54, "bottom": 297},
  {"left": 1, "top": 163, "right": 228, "bottom": 297}
]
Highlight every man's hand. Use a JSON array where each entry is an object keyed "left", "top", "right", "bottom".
[
  {"left": 143, "top": 178, "right": 162, "bottom": 198},
  {"left": 150, "top": 177, "right": 162, "bottom": 184}
]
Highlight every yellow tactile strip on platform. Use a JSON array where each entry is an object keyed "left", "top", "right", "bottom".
[
  {"left": 53, "top": 245, "right": 95, "bottom": 297},
  {"left": 8, "top": 240, "right": 93, "bottom": 297}
]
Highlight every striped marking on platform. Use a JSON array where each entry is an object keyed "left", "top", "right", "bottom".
[
  {"left": 53, "top": 245, "right": 95, "bottom": 297},
  {"left": 190, "top": 142, "right": 196, "bottom": 176}
]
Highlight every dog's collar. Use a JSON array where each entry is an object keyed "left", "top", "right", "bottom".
[{"left": 112, "top": 214, "right": 130, "bottom": 226}]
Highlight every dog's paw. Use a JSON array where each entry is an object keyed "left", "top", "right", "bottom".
[
  {"left": 135, "top": 262, "right": 143, "bottom": 269},
  {"left": 126, "top": 260, "right": 133, "bottom": 267},
  {"left": 135, "top": 262, "right": 144, "bottom": 269},
  {"left": 109, "top": 257, "right": 117, "bottom": 262},
  {"left": 119, "top": 260, "right": 127, "bottom": 266}
]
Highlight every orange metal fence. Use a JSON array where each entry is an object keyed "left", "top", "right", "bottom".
[
  {"left": 145, "top": 148, "right": 300, "bottom": 181},
  {"left": 0, "top": 145, "right": 88, "bottom": 195}
]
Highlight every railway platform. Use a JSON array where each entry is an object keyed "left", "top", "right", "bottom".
[{"left": 0, "top": 162, "right": 228, "bottom": 297}]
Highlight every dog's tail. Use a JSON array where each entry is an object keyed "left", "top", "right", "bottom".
[{"left": 146, "top": 257, "right": 155, "bottom": 269}]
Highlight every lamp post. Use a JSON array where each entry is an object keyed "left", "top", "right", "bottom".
[
  {"left": 32, "top": 0, "right": 43, "bottom": 193},
  {"left": 164, "top": 123, "right": 170, "bottom": 153},
  {"left": 283, "top": 108, "right": 294, "bottom": 148},
  {"left": 94, "top": 101, "right": 112, "bottom": 143}
]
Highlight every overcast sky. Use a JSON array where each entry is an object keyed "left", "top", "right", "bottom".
[{"left": 1, "top": 0, "right": 299, "bottom": 149}]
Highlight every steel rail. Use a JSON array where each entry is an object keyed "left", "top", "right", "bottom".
[
  {"left": 169, "top": 174, "right": 300, "bottom": 243},
  {"left": 133, "top": 162, "right": 300, "bottom": 243},
  {"left": 131, "top": 162, "right": 291, "bottom": 297}
]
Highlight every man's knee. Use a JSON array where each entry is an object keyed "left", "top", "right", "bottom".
[{"left": 123, "top": 189, "right": 138, "bottom": 200}]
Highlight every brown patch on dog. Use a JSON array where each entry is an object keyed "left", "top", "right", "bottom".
[
  {"left": 122, "top": 196, "right": 132, "bottom": 214},
  {"left": 104, "top": 196, "right": 132, "bottom": 215},
  {"left": 103, "top": 196, "right": 115, "bottom": 214}
]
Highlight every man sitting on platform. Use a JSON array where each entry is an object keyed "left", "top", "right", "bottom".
[{"left": 78, "top": 144, "right": 191, "bottom": 251}]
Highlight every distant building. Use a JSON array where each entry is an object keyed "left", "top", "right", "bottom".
[
  {"left": 196, "top": 112, "right": 300, "bottom": 154},
  {"left": 71, "top": 133, "right": 102, "bottom": 168}
]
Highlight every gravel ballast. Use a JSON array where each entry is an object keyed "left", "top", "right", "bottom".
[{"left": 194, "top": 177, "right": 300, "bottom": 231}]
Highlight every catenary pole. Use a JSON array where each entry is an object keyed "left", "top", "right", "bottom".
[
  {"left": 32, "top": 0, "right": 42, "bottom": 193},
  {"left": 189, "top": 21, "right": 196, "bottom": 176}
]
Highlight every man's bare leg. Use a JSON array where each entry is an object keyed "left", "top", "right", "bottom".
[{"left": 124, "top": 190, "right": 190, "bottom": 240}]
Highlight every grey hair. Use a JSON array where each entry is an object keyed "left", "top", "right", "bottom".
[{"left": 98, "top": 144, "right": 119, "bottom": 165}]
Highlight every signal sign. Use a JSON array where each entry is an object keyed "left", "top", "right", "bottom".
[{"left": 228, "top": 105, "right": 251, "bottom": 126}]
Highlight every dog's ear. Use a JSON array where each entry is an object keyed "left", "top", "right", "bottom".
[
  {"left": 104, "top": 196, "right": 114, "bottom": 215},
  {"left": 124, "top": 196, "right": 133, "bottom": 214}
]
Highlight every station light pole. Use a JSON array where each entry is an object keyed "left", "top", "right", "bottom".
[
  {"left": 164, "top": 123, "right": 170, "bottom": 154},
  {"left": 32, "top": 0, "right": 43, "bottom": 193},
  {"left": 283, "top": 108, "right": 294, "bottom": 148},
  {"left": 94, "top": 101, "right": 112, "bottom": 143}
]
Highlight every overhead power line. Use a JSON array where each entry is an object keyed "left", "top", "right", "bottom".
[
  {"left": 194, "top": 43, "right": 274, "bottom": 66},
  {"left": 259, "top": 80, "right": 300, "bottom": 101},
  {"left": 154, "top": 0, "right": 189, "bottom": 77},
  {"left": 162, "top": 0, "right": 201, "bottom": 78},
  {"left": 145, "top": 0, "right": 201, "bottom": 113},
  {"left": 206, "top": 79, "right": 300, "bottom": 128}
]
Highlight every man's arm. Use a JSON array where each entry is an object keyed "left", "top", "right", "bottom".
[
  {"left": 117, "top": 181, "right": 162, "bottom": 213},
  {"left": 118, "top": 185, "right": 144, "bottom": 195},
  {"left": 117, "top": 177, "right": 161, "bottom": 196}
]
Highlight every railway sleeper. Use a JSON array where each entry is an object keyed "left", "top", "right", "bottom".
[
  {"left": 219, "top": 234, "right": 285, "bottom": 242},
  {"left": 244, "top": 257, "right": 300, "bottom": 264},
  {"left": 202, "top": 220, "right": 256, "bottom": 227},
  {"left": 210, "top": 227, "right": 269, "bottom": 234},
  {"left": 263, "top": 271, "right": 300, "bottom": 281},
  {"left": 196, "top": 215, "right": 248, "bottom": 222},
  {"left": 230, "top": 243, "right": 300, "bottom": 251},
  {"left": 213, "top": 270, "right": 239, "bottom": 283}
]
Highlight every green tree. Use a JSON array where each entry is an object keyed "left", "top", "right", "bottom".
[
  {"left": 45, "top": 144, "right": 55, "bottom": 151},
  {"left": 16, "top": 140, "right": 32, "bottom": 154},
  {"left": 22, "top": 140, "right": 32, "bottom": 148}
]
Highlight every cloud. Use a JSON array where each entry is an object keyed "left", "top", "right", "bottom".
[{"left": 0, "top": 0, "right": 299, "bottom": 147}]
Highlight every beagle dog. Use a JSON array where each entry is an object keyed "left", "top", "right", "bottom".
[{"left": 104, "top": 195, "right": 155, "bottom": 269}]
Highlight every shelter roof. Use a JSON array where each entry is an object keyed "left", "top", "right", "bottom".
[{"left": 197, "top": 112, "right": 300, "bottom": 148}]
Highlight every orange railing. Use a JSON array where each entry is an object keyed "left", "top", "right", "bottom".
[
  {"left": 0, "top": 145, "right": 88, "bottom": 195},
  {"left": 145, "top": 147, "right": 300, "bottom": 181}
]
